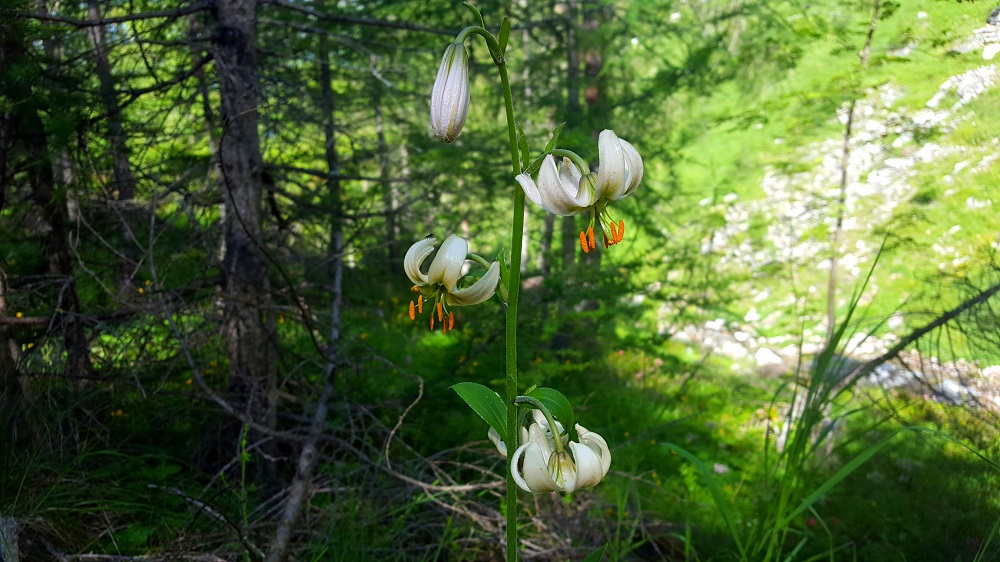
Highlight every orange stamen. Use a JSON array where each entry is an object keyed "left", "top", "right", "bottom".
[
  {"left": 417, "top": 295, "right": 423, "bottom": 314},
  {"left": 587, "top": 226, "right": 596, "bottom": 250},
  {"left": 449, "top": 312, "right": 455, "bottom": 330},
  {"left": 436, "top": 302, "right": 443, "bottom": 322},
  {"left": 580, "top": 231, "right": 589, "bottom": 254},
  {"left": 609, "top": 220, "right": 618, "bottom": 243},
  {"left": 408, "top": 301, "right": 415, "bottom": 320},
  {"left": 430, "top": 315, "right": 435, "bottom": 330},
  {"left": 616, "top": 220, "right": 625, "bottom": 243}
]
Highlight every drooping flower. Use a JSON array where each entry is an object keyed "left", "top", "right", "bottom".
[
  {"left": 515, "top": 129, "right": 643, "bottom": 253},
  {"left": 510, "top": 422, "right": 611, "bottom": 494},
  {"left": 404, "top": 234, "right": 499, "bottom": 333},
  {"left": 430, "top": 43, "right": 471, "bottom": 142}
]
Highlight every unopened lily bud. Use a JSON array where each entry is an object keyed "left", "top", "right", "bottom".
[{"left": 430, "top": 43, "right": 470, "bottom": 142}]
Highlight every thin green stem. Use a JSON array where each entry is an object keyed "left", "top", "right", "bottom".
[
  {"left": 497, "top": 55, "right": 524, "bottom": 562},
  {"left": 513, "top": 396, "right": 566, "bottom": 453}
]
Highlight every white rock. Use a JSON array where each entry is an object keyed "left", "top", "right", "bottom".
[
  {"left": 984, "top": 44, "right": 1000, "bottom": 60},
  {"left": 756, "top": 348, "right": 783, "bottom": 367}
]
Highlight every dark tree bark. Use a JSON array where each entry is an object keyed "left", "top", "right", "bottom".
[
  {"left": 212, "top": 0, "right": 278, "bottom": 485},
  {"left": 25, "top": 107, "right": 92, "bottom": 378},
  {"left": 372, "top": 66, "right": 398, "bottom": 272}
]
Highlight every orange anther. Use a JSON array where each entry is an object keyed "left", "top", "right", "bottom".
[
  {"left": 616, "top": 220, "right": 625, "bottom": 243},
  {"left": 408, "top": 301, "right": 415, "bottom": 320},
  {"left": 609, "top": 220, "right": 618, "bottom": 242},
  {"left": 587, "top": 226, "right": 596, "bottom": 250},
  {"left": 580, "top": 231, "right": 589, "bottom": 254},
  {"left": 430, "top": 315, "right": 435, "bottom": 330},
  {"left": 449, "top": 312, "right": 455, "bottom": 330},
  {"left": 411, "top": 285, "right": 420, "bottom": 294},
  {"left": 436, "top": 302, "right": 443, "bottom": 322},
  {"left": 417, "top": 295, "right": 423, "bottom": 314}
]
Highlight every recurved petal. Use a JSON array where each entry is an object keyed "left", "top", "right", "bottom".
[
  {"left": 516, "top": 173, "right": 544, "bottom": 209},
  {"left": 618, "top": 138, "right": 643, "bottom": 199},
  {"left": 488, "top": 427, "right": 507, "bottom": 458},
  {"left": 428, "top": 234, "right": 467, "bottom": 290},
  {"left": 511, "top": 440, "right": 560, "bottom": 494},
  {"left": 576, "top": 424, "right": 611, "bottom": 477},
  {"left": 567, "top": 441, "right": 604, "bottom": 492},
  {"left": 403, "top": 237, "right": 436, "bottom": 285},
  {"left": 446, "top": 261, "right": 499, "bottom": 306},
  {"left": 596, "top": 130, "right": 628, "bottom": 201}
]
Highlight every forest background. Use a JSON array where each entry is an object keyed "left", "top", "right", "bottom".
[{"left": 2, "top": 0, "right": 1000, "bottom": 560}]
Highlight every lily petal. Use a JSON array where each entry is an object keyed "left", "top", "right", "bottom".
[
  {"left": 403, "top": 237, "right": 436, "bottom": 286},
  {"left": 512, "top": 440, "right": 559, "bottom": 493},
  {"left": 576, "top": 424, "right": 612, "bottom": 477},
  {"left": 446, "top": 260, "right": 499, "bottom": 306},
  {"left": 619, "top": 138, "right": 644, "bottom": 199},
  {"left": 488, "top": 427, "right": 507, "bottom": 458},
  {"left": 596, "top": 130, "right": 629, "bottom": 201},
  {"left": 428, "top": 234, "right": 467, "bottom": 290},
  {"left": 567, "top": 441, "right": 604, "bottom": 492},
  {"left": 548, "top": 451, "right": 578, "bottom": 492}
]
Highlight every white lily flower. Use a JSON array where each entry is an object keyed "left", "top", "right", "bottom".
[
  {"left": 514, "top": 155, "right": 592, "bottom": 216},
  {"left": 430, "top": 43, "right": 470, "bottom": 143},
  {"left": 515, "top": 129, "right": 643, "bottom": 254},
  {"left": 510, "top": 422, "right": 611, "bottom": 494},
  {"left": 404, "top": 234, "right": 499, "bottom": 332},
  {"left": 488, "top": 409, "right": 567, "bottom": 459}
]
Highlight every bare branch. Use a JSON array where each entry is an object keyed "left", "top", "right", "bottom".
[
  {"left": 265, "top": 0, "right": 453, "bottom": 36},
  {"left": 24, "top": 2, "right": 211, "bottom": 28}
]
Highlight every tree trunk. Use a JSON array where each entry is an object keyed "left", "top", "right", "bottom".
[
  {"left": 212, "top": 0, "right": 277, "bottom": 486},
  {"left": 24, "top": 107, "right": 92, "bottom": 378},
  {"left": 372, "top": 65, "right": 398, "bottom": 272},
  {"left": 0, "top": 516, "right": 17, "bottom": 562}
]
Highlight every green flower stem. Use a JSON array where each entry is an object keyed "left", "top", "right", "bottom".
[
  {"left": 513, "top": 396, "right": 566, "bottom": 453},
  {"left": 496, "top": 40, "right": 523, "bottom": 562},
  {"left": 548, "top": 148, "right": 591, "bottom": 174},
  {"left": 467, "top": 253, "right": 492, "bottom": 271},
  {"left": 465, "top": 17, "right": 522, "bottom": 561}
]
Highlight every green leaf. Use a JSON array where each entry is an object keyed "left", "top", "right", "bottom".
[
  {"left": 452, "top": 382, "right": 506, "bottom": 440},
  {"left": 516, "top": 122, "right": 529, "bottom": 170},
  {"left": 581, "top": 544, "right": 607, "bottom": 562},
  {"left": 545, "top": 123, "right": 565, "bottom": 152},
  {"left": 498, "top": 17, "right": 510, "bottom": 54},
  {"left": 526, "top": 387, "right": 574, "bottom": 435}
]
